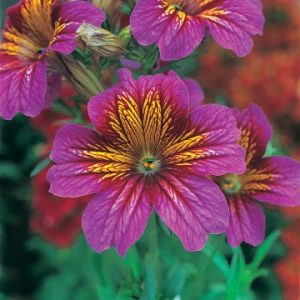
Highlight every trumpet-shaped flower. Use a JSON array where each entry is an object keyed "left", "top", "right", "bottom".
[
  {"left": 0, "top": 0, "right": 105, "bottom": 120},
  {"left": 217, "top": 104, "right": 300, "bottom": 247},
  {"left": 130, "top": 0, "right": 264, "bottom": 61},
  {"left": 48, "top": 69, "right": 246, "bottom": 255}
]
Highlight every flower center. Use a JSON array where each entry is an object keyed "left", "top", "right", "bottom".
[
  {"left": 138, "top": 156, "right": 160, "bottom": 175},
  {"left": 219, "top": 174, "right": 242, "bottom": 195},
  {"left": 166, "top": 0, "right": 203, "bottom": 15}
]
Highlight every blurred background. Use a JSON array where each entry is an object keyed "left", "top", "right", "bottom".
[{"left": 0, "top": 0, "right": 299, "bottom": 299}]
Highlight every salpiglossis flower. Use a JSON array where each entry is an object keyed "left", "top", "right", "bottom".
[
  {"left": 216, "top": 104, "right": 300, "bottom": 247},
  {"left": 130, "top": 0, "right": 265, "bottom": 61},
  {"left": 48, "top": 69, "right": 246, "bottom": 255},
  {"left": 0, "top": 0, "right": 105, "bottom": 120}
]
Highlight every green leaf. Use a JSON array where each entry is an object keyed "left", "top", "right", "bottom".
[
  {"left": 30, "top": 157, "right": 51, "bottom": 177},
  {"left": 164, "top": 264, "right": 195, "bottom": 297},
  {"left": 249, "top": 230, "right": 281, "bottom": 272},
  {"left": 203, "top": 242, "right": 229, "bottom": 276},
  {"left": 143, "top": 253, "right": 157, "bottom": 300},
  {"left": 124, "top": 245, "right": 142, "bottom": 281},
  {"left": 226, "top": 248, "right": 243, "bottom": 300}
]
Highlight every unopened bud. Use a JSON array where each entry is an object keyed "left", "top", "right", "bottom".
[
  {"left": 119, "top": 25, "right": 131, "bottom": 46},
  {"left": 76, "top": 23, "right": 125, "bottom": 58},
  {"left": 91, "top": 0, "right": 121, "bottom": 17},
  {"left": 55, "top": 54, "right": 103, "bottom": 99}
]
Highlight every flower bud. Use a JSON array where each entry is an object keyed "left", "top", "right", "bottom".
[
  {"left": 76, "top": 23, "right": 125, "bottom": 58},
  {"left": 91, "top": 0, "right": 121, "bottom": 17},
  {"left": 119, "top": 25, "right": 131, "bottom": 46},
  {"left": 54, "top": 54, "right": 103, "bottom": 99}
]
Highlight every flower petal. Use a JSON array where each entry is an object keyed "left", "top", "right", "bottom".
[
  {"left": 130, "top": 0, "right": 172, "bottom": 46},
  {"left": 88, "top": 69, "right": 190, "bottom": 138},
  {"left": 158, "top": 13, "right": 205, "bottom": 61},
  {"left": 234, "top": 104, "right": 272, "bottom": 166},
  {"left": 203, "top": 0, "right": 264, "bottom": 57},
  {"left": 154, "top": 174, "right": 229, "bottom": 251},
  {"left": 245, "top": 156, "right": 300, "bottom": 207},
  {"left": 165, "top": 104, "right": 246, "bottom": 176},
  {"left": 48, "top": 124, "right": 133, "bottom": 197},
  {"left": 51, "top": 1, "right": 106, "bottom": 54},
  {"left": 44, "top": 72, "right": 61, "bottom": 107},
  {"left": 183, "top": 78, "right": 205, "bottom": 110},
  {"left": 0, "top": 60, "right": 47, "bottom": 120},
  {"left": 82, "top": 176, "right": 152, "bottom": 255},
  {"left": 226, "top": 195, "right": 265, "bottom": 247},
  {"left": 130, "top": 0, "right": 205, "bottom": 61}
]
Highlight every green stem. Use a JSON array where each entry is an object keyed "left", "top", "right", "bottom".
[{"left": 143, "top": 214, "right": 160, "bottom": 300}]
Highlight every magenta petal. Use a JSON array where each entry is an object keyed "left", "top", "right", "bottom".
[
  {"left": 183, "top": 78, "right": 205, "bottom": 110},
  {"left": 158, "top": 15, "right": 205, "bottom": 61},
  {"left": 0, "top": 60, "right": 47, "bottom": 120},
  {"left": 253, "top": 156, "right": 300, "bottom": 207},
  {"left": 154, "top": 174, "right": 229, "bottom": 251},
  {"left": 227, "top": 195, "right": 265, "bottom": 247},
  {"left": 50, "top": 23, "right": 79, "bottom": 54},
  {"left": 249, "top": 0, "right": 263, "bottom": 9},
  {"left": 120, "top": 58, "right": 142, "bottom": 70},
  {"left": 130, "top": 0, "right": 171, "bottom": 46},
  {"left": 189, "top": 104, "right": 246, "bottom": 176},
  {"left": 234, "top": 104, "right": 272, "bottom": 165},
  {"left": 48, "top": 124, "right": 105, "bottom": 197},
  {"left": 54, "top": 1, "right": 106, "bottom": 27},
  {"left": 204, "top": 0, "right": 264, "bottom": 57},
  {"left": 44, "top": 73, "right": 61, "bottom": 107},
  {"left": 88, "top": 69, "right": 190, "bottom": 135},
  {"left": 82, "top": 177, "right": 152, "bottom": 255}
]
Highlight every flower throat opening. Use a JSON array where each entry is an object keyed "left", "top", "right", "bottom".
[
  {"left": 138, "top": 156, "right": 160, "bottom": 175},
  {"left": 220, "top": 174, "right": 242, "bottom": 195},
  {"left": 167, "top": 0, "right": 203, "bottom": 15}
]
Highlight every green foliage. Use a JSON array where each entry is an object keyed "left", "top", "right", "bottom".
[
  {"left": 225, "top": 231, "right": 281, "bottom": 300},
  {"left": 30, "top": 157, "right": 51, "bottom": 177}
]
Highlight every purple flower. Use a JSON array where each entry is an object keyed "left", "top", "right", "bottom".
[
  {"left": 0, "top": 0, "right": 105, "bottom": 120},
  {"left": 48, "top": 68, "right": 246, "bottom": 255},
  {"left": 217, "top": 104, "right": 300, "bottom": 247},
  {"left": 130, "top": 0, "right": 264, "bottom": 61}
]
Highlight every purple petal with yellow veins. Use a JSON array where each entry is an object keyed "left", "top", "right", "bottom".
[
  {"left": 88, "top": 69, "right": 190, "bottom": 138},
  {"left": 82, "top": 176, "right": 152, "bottom": 256},
  {"left": 48, "top": 124, "right": 133, "bottom": 197},
  {"left": 226, "top": 195, "right": 265, "bottom": 247},
  {"left": 233, "top": 104, "right": 272, "bottom": 166},
  {"left": 176, "top": 104, "right": 246, "bottom": 176},
  {"left": 0, "top": 60, "right": 47, "bottom": 120},
  {"left": 249, "top": 156, "right": 300, "bottom": 207},
  {"left": 158, "top": 12, "right": 205, "bottom": 61},
  {"left": 155, "top": 174, "right": 229, "bottom": 251},
  {"left": 130, "top": 0, "right": 264, "bottom": 60},
  {"left": 130, "top": 0, "right": 172, "bottom": 46},
  {"left": 203, "top": 0, "right": 264, "bottom": 57}
]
